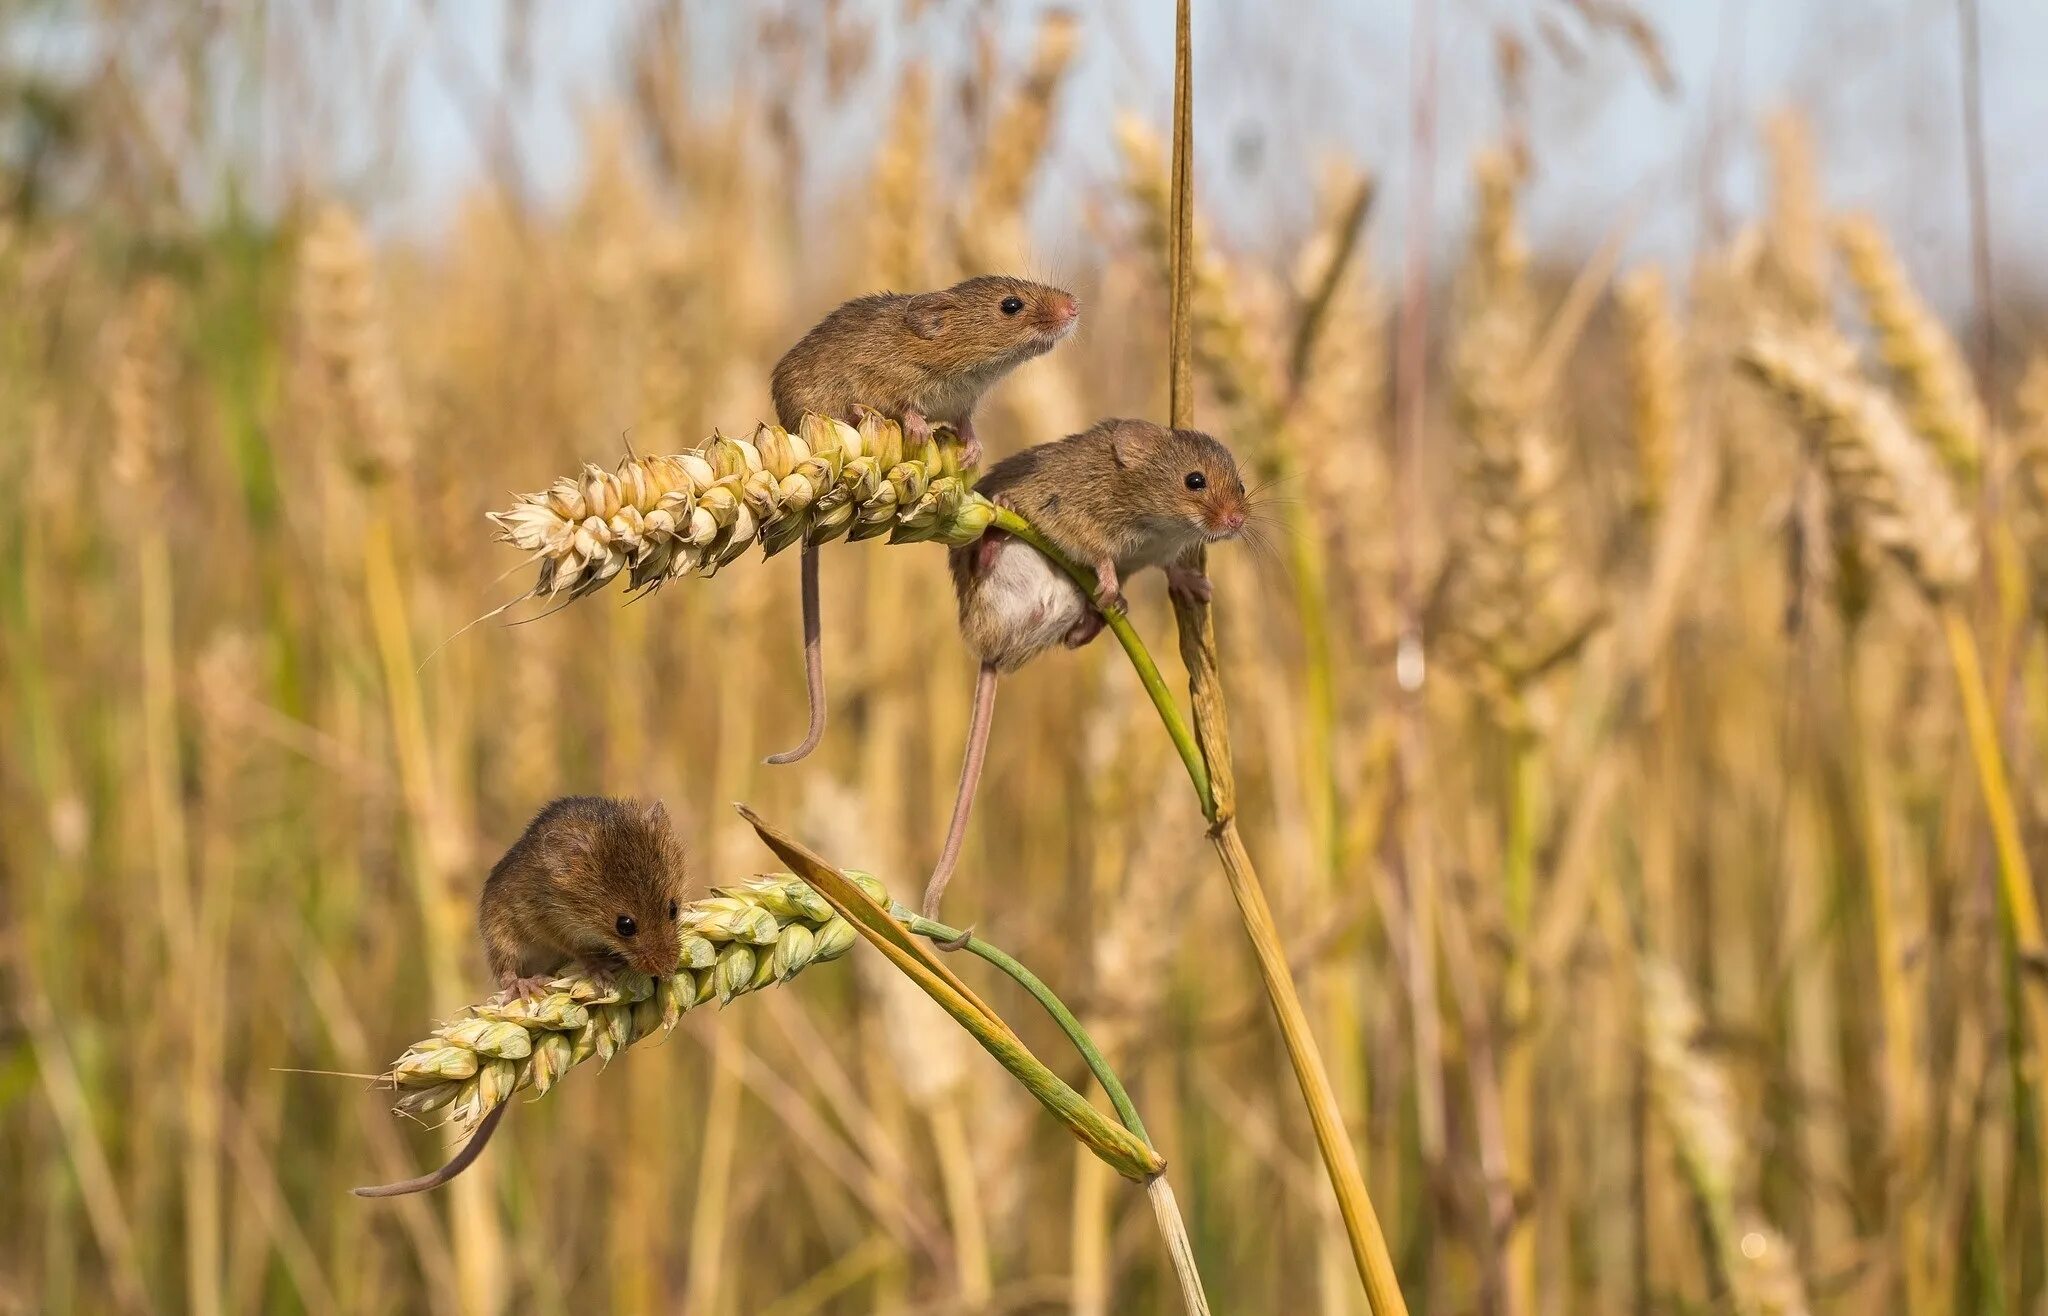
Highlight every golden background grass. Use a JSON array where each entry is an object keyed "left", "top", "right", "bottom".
[{"left": 2, "top": 3, "right": 2044, "bottom": 1313}]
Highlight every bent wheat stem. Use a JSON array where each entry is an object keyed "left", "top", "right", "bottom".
[
  {"left": 902, "top": 912, "right": 1148, "bottom": 1143},
  {"left": 741, "top": 810, "right": 1211, "bottom": 1314}
]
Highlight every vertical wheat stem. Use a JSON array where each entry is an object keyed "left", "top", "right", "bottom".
[
  {"left": 1501, "top": 713, "right": 1538, "bottom": 1316},
  {"left": 1939, "top": 603, "right": 2048, "bottom": 1267},
  {"left": 1841, "top": 644, "right": 1933, "bottom": 1314},
  {"left": 360, "top": 515, "right": 503, "bottom": 1314},
  {"left": 1163, "top": 3, "right": 1405, "bottom": 1309}
]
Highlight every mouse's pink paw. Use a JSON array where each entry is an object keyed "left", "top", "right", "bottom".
[
  {"left": 1167, "top": 564, "right": 1213, "bottom": 604},
  {"left": 1088, "top": 559, "right": 1125, "bottom": 616},
  {"left": 575, "top": 960, "right": 621, "bottom": 993},
  {"left": 1063, "top": 612, "right": 1106, "bottom": 649},
  {"left": 499, "top": 974, "right": 554, "bottom": 1003}
]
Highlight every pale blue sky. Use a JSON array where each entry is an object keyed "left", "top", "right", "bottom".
[
  {"left": 357, "top": 1, "right": 2046, "bottom": 315},
  {"left": 25, "top": 2, "right": 2034, "bottom": 312}
]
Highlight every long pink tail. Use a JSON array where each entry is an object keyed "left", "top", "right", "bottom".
[
  {"left": 765, "top": 543, "right": 826, "bottom": 765},
  {"left": 924, "top": 664, "right": 1000, "bottom": 920},
  {"left": 351, "top": 1103, "right": 506, "bottom": 1198}
]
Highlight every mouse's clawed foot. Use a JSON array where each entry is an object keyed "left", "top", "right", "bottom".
[
  {"left": 1063, "top": 611, "right": 1106, "bottom": 648},
  {"left": 576, "top": 960, "right": 620, "bottom": 994},
  {"left": 902, "top": 408, "right": 933, "bottom": 448},
  {"left": 1167, "top": 564, "right": 1214, "bottom": 604},
  {"left": 956, "top": 416, "right": 983, "bottom": 469},
  {"left": 1090, "top": 559, "right": 1125, "bottom": 616},
  {"left": 500, "top": 974, "right": 554, "bottom": 1003}
]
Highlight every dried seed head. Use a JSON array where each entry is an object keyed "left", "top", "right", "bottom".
[
  {"left": 869, "top": 62, "right": 933, "bottom": 287},
  {"left": 1449, "top": 146, "right": 1586, "bottom": 687},
  {"left": 298, "top": 205, "right": 413, "bottom": 481},
  {"left": 972, "top": 10, "right": 1080, "bottom": 222},
  {"left": 109, "top": 277, "right": 178, "bottom": 488},
  {"left": 1835, "top": 214, "right": 1986, "bottom": 482},
  {"left": 1617, "top": 265, "right": 1684, "bottom": 514},
  {"left": 1740, "top": 322, "right": 1978, "bottom": 598},
  {"left": 1642, "top": 957, "right": 1813, "bottom": 1316},
  {"left": 490, "top": 416, "right": 984, "bottom": 603},
  {"left": 1760, "top": 111, "right": 1825, "bottom": 321}
]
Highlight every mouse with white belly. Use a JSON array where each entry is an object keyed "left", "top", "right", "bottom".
[{"left": 926, "top": 418, "right": 1249, "bottom": 922}]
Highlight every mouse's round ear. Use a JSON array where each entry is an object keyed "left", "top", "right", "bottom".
[
  {"left": 641, "top": 799, "right": 671, "bottom": 829},
  {"left": 1109, "top": 420, "right": 1159, "bottom": 469},
  {"left": 905, "top": 294, "right": 947, "bottom": 340}
]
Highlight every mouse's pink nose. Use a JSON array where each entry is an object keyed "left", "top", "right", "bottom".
[
  {"left": 1057, "top": 293, "right": 1080, "bottom": 322},
  {"left": 1218, "top": 508, "right": 1246, "bottom": 534}
]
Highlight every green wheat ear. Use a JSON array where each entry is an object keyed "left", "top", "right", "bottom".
[
  {"left": 380, "top": 873, "right": 878, "bottom": 1135},
  {"left": 489, "top": 411, "right": 996, "bottom": 601}
]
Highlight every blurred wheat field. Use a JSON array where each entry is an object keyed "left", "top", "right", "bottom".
[{"left": 3, "top": 3, "right": 2046, "bottom": 1314}]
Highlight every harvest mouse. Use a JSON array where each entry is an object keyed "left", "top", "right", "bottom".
[
  {"left": 925, "top": 419, "right": 1249, "bottom": 922},
  {"left": 762, "top": 275, "right": 1082, "bottom": 765},
  {"left": 352, "top": 795, "right": 689, "bottom": 1199},
  {"left": 479, "top": 794, "right": 690, "bottom": 999}
]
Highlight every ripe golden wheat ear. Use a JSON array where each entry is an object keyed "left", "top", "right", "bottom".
[
  {"left": 489, "top": 411, "right": 993, "bottom": 602},
  {"left": 1739, "top": 321, "right": 1978, "bottom": 599}
]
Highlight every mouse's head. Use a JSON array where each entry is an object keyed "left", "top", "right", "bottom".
[
  {"left": 568, "top": 798, "right": 689, "bottom": 978},
  {"left": 1105, "top": 420, "right": 1250, "bottom": 541},
  {"left": 904, "top": 275, "right": 1080, "bottom": 369}
]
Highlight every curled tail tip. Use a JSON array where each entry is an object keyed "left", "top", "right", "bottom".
[{"left": 763, "top": 721, "right": 825, "bottom": 765}]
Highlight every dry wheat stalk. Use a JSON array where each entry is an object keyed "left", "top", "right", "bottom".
[
  {"left": 490, "top": 411, "right": 990, "bottom": 601},
  {"left": 2014, "top": 357, "right": 2048, "bottom": 612},
  {"left": 1641, "top": 956, "right": 1813, "bottom": 1316},
  {"left": 1740, "top": 322, "right": 1978, "bottom": 597},
  {"left": 1835, "top": 215, "right": 1985, "bottom": 481},
  {"left": 382, "top": 874, "right": 872, "bottom": 1136}
]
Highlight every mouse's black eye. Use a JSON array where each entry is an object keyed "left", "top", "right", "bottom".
[
  {"left": 1184, "top": 471, "right": 1207, "bottom": 491},
  {"left": 668, "top": 898, "right": 679, "bottom": 920},
  {"left": 615, "top": 914, "right": 638, "bottom": 938},
  {"left": 1000, "top": 295, "right": 1025, "bottom": 315}
]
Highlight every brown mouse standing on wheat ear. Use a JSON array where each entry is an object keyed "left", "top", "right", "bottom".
[
  {"left": 352, "top": 795, "right": 689, "bottom": 1198},
  {"left": 925, "top": 418, "right": 1249, "bottom": 923},
  {"left": 762, "top": 275, "right": 1081, "bottom": 765}
]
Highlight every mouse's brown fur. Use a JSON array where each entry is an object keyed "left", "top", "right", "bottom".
[
  {"left": 950, "top": 418, "right": 1250, "bottom": 671},
  {"left": 925, "top": 420, "right": 1249, "bottom": 920},
  {"left": 354, "top": 796, "right": 689, "bottom": 1199},
  {"left": 762, "top": 275, "right": 1080, "bottom": 765},
  {"left": 770, "top": 275, "right": 1080, "bottom": 466},
  {"left": 479, "top": 795, "right": 690, "bottom": 999}
]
